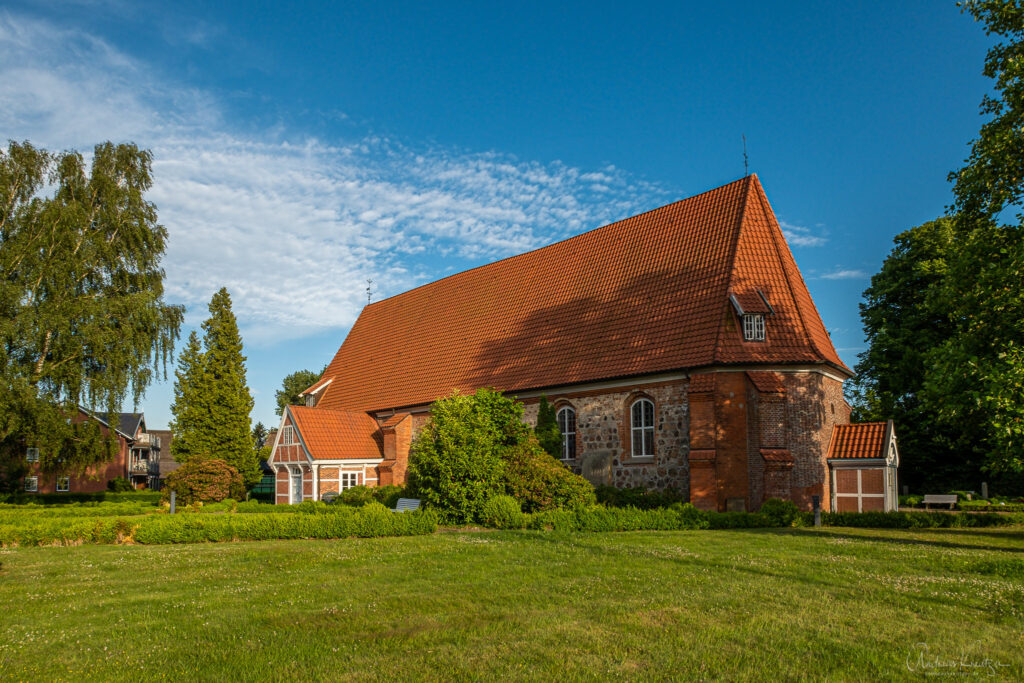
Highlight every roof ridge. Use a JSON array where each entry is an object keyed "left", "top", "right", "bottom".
[
  {"left": 362, "top": 176, "right": 752, "bottom": 309},
  {"left": 752, "top": 177, "right": 816, "bottom": 355},
  {"left": 752, "top": 180, "right": 848, "bottom": 372},
  {"left": 713, "top": 175, "right": 758, "bottom": 359}
]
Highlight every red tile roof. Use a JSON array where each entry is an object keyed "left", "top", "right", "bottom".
[
  {"left": 827, "top": 422, "right": 890, "bottom": 460},
  {"left": 300, "top": 376, "right": 332, "bottom": 397},
  {"left": 689, "top": 374, "right": 716, "bottom": 394},
  {"left": 746, "top": 371, "right": 786, "bottom": 394},
  {"left": 760, "top": 448, "right": 794, "bottom": 463},
  {"left": 319, "top": 175, "right": 850, "bottom": 413},
  {"left": 288, "top": 405, "right": 383, "bottom": 460},
  {"left": 379, "top": 413, "right": 410, "bottom": 430}
]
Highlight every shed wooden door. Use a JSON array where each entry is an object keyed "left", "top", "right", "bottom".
[{"left": 834, "top": 468, "right": 885, "bottom": 512}]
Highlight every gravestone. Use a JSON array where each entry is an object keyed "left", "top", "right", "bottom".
[{"left": 581, "top": 452, "right": 612, "bottom": 487}]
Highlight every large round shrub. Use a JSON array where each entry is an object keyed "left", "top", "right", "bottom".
[
  {"left": 481, "top": 495, "right": 526, "bottom": 529},
  {"left": 503, "top": 440, "right": 596, "bottom": 513},
  {"left": 162, "top": 458, "right": 244, "bottom": 505}
]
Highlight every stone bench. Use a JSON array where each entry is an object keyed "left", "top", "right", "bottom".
[{"left": 923, "top": 494, "right": 957, "bottom": 510}]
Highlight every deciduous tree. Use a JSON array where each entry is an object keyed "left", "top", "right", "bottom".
[
  {"left": 0, "top": 140, "right": 182, "bottom": 488},
  {"left": 275, "top": 368, "right": 323, "bottom": 415}
]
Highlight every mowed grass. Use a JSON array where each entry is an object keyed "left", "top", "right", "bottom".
[{"left": 1, "top": 527, "right": 1022, "bottom": 681}]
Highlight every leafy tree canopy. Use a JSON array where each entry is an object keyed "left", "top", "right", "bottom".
[
  {"left": 275, "top": 368, "right": 324, "bottom": 415},
  {"left": 0, "top": 140, "right": 182, "bottom": 484},
  {"left": 931, "top": 0, "right": 1024, "bottom": 476}
]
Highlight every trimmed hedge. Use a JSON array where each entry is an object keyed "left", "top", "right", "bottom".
[
  {"left": 0, "top": 507, "right": 438, "bottom": 547},
  {"left": 594, "top": 485, "right": 687, "bottom": 510},
  {"left": 526, "top": 504, "right": 710, "bottom": 532},
  {"left": 0, "top": 491, "right": 162, "bottom": 505},
  {"left": 799, "top": 510, "right": 1024, "bottom": 529}
]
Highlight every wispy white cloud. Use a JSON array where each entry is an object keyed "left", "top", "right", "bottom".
[
  {"left": 820, "top": 268, "right": 868, "bottom": 280},
  {"left": 779, "top": 220, "right": 827, "bottom": 247},
  {"left": 0, "top": 12, "right": 669, "bottom": 344}
]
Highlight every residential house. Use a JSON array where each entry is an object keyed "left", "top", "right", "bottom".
[
  {"left": 269, "top": 175, "right": 892, "bottom": 511},
  {"left": 22, "top": 410, "right": 163, "bottom": 493}
]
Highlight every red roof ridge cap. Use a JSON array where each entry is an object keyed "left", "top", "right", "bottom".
[{"left": 713, "top": 175, "right": 758, "bottom": 358}]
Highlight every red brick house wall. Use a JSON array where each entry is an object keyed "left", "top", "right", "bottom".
[{"left": 24, "top": 413, "right": 131, "bottom": 494}]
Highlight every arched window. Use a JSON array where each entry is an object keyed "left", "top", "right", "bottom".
[
  {"left": 556, "top": 406, "right": 576, "bottom": 460},
  {"left": 630, "top": 398, "right": 655, "bottom": 458}
]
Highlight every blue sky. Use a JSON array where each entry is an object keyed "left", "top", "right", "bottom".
[{"left": 0, "top": 1, "right": 995, "bottom": 429}]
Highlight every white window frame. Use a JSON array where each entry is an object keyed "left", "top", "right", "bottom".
[
  {"left": 56, "top": 476, "right": 70, "bottom": 492},
  {"left": 280, "top": 425, "right": 295, "bottom": 446},
  {"left": 340, "top": 471, "right": 361, "bottom": 491},
  {"left": 630, "top": 399, "right": 655, "bottom": 458},
  {"left": 743, "top": 314, "right": 765, "bottom": 341},
  {"left": 556, "top": 406, "right": 576, "bottom": 461},
  {"left": 24, "top": 476, "right": 38, "bottom": 492},
  {"left": 25, "top": 447, "right": 39, "bottom": 463}
]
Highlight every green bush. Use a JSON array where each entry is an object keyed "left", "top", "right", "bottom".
[
  {"left": 503, "top": 440, "right": 595, "bottom": 513},
  {"left": 406, "top": 388, "right": 529, "bottom": 523},
  {"left": 534, "top": 395, "right": 562, "bottom": 459},
  {"left": 594, "top": 485, "right": 687, "bottom": 510},
  {"left": 481, "top": 495, "right": 526, "bottom": 529},
  {"left": 759, "top": 498, "right": 801, "bottom": 526},
  {"left": 107, "top": 477, "right": 133, "bottom": 492},
  {"left": 329, "top": 485, "right": 406, "bottom": 509},
  {"left": 334, "top": 485, "right": 376, "bottom": 507},
  {"left": 899, "top": 494, "right": 923, "bottom": 507},
  {"left": 958, "top": 500, "right": 1024, "bottom": 512},
  {"left": 162, "top": 459, "right": 245, "bottom": 505},
  {"left": 371, "top": 485, "right": 405, "bottom": 509}
]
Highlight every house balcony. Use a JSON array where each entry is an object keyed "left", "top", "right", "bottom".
[
  {"left": 129, "top": 460, "right": 159, "bottom": 475},
  {"left": 134, "top": 433, "right": 161, "bottom": 450}
]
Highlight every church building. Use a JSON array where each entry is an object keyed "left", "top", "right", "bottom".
[{"left": 268, "top": 175, "right": 890, "bottom": 512}]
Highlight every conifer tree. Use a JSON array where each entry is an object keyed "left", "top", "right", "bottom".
[
  {"left": 168, "top": 332, "right": 211, "bottom": 462},
  {"left": 169, "top": 289, "right": 259, "bottom": 487},
  {"left": 534, "top": 396, "right": 562, "bottom": 459}
]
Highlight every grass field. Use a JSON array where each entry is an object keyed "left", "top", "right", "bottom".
[{"left": 1, "top": 526, "right": 1022, "bottom": 681}]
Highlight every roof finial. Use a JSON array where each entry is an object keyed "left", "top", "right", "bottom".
[
  {"left": 742, "top": 134, "right": 749, "bottom": 177},
  {"left": 366, "top": 278, "right": 374, "bottom": 305}
]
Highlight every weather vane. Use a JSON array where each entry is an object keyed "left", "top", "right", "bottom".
[
  {"left": 366, "top": 278, "right": 374, "bottom": 305},
  {"left": 743, "top": 134, "right": 749, "bottom": 177}
]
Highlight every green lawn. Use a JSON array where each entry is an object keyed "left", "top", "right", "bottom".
[{"left": 1, "top": 527, "right": 1022, "bottom": 681}]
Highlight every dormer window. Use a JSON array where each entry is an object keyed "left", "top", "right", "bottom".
[{"left": 743, "top": 314, "right": 765, "bottom": 342}]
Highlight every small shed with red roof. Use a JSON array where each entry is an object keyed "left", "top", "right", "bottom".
[{"left": 827, "top": 420, "right": 899, "bottom": 512}]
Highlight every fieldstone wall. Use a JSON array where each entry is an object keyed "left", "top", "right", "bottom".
[{"left": 522, "top": 380, "right": 690, "bottom": 493}]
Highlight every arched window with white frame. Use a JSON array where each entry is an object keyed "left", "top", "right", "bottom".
[
  {"left": 556, "top": 406, "right": 576, "bottom": 461},
  {"left": 630, "top": 398, "right": 655, "bottom": 458}
]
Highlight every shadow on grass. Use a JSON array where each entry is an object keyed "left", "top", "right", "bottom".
[{"left": 769, "top": 527, "right": 1024, "bottom": 555}]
